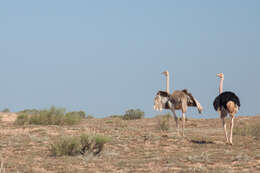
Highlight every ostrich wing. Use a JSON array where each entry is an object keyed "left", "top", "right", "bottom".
[
  {"left": 213, "top": 91, "right": 240, "bottom": 111},
  {"left": 153, "top": 91, "right": 171, "bottom": 111},
  {"left": 182, "top": 89, "right": 203, "bottom": 114},
  {"left": 156, "top": 91, "right": 170, "bottom": 97}
]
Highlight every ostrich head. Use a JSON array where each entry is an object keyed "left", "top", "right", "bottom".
[
  {"left": 217, "top": 73, "right": 224, "bottom": 79},
  {"left": 161, "top": 71, "right": 169, "bottom": 77}
]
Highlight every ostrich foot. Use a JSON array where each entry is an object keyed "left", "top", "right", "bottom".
[
  {"left": 229, "top": 140, "right": 233, "bottom": 145},
  {"left": 225, "top": 141, "right": 233, "bottom": 145}
]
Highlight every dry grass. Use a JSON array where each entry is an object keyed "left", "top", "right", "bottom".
[
  {"left": 0, "top": 115, "right": 259, "bottom": 172},
  {"left": 233, "top": 121, "right": 260, "bottom": 139},
  {"left": 156, "top": 113, "right": 171, "bottom": 132},
  {"left": 50, "top": 134, "right": 111, "bottom": 156},
  {"left": 0, "top": 158, "right": 6, "bottom": 173}
]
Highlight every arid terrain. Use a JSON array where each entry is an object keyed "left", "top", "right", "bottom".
[{"left": 0, "top": 113, "right": 259, "bottom": 173}]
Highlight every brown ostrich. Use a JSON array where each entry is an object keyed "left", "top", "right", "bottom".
[
  {"left": 154, "top": 71, "right": 203, "bottom": 136},
  {"left": 213, "top": 73, "right": 240, "bottom": 145}
]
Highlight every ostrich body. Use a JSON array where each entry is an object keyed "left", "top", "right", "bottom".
[
  {"left": 213, "top": 73, "right": 240, "bottom": 145},
  {"left": 154, "top": 71, "right": 203, "bottom": 136}
]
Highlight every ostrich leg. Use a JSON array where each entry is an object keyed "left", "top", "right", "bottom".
[
  {"left": 182, "top": 112, "right": 186, "bottom": 136},
  {"left": 171, "top": 108, "right": 179, "bottom": 136},
  {"left": 221, "top": 117, "right": 229, "bottom": 143},
  {"left": 229, "top": 115, "right": 235, "bottom": 145}
]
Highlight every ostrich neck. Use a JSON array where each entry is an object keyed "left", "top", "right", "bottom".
[
  {"left": 166, "top": 74, "right": 170, "bottom": 94},
  {"left": 219, "top": 78, "right": 224, "bottom": 94}
]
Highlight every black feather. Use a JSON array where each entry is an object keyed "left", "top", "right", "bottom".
[
  {"left": 181, "top": 89, "right": 197, "bottom": 107},
  {"left": 156, "top": 91, "right": 170, "bottom": 97},
  {"left": 213, "top": 91, "right": 240, "bottom": 111}
]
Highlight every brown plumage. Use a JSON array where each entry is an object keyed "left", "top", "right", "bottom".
[
  {"left": 154, "top": 90, "right": 203, "bottom": 113},
  {"left": 154, "top": 71, "right": 203, "bottom": 136}
]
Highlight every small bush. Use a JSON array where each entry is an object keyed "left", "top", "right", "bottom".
[
  {"left": 156, "top": 113, "right": 171, "bottom": 131},
  {"left": 15, "top": 106, "right": 84, "bottom": 126},
  {"left": 50, "top": 134, "right": 111, "bottom": 156},
  {"left": 93, "top": 135, "right": 111, "bottom": 155},
  {"left": 15, "top": 114, "right": 30, "bottom": 125},
  {"left": 86, "top": 115, "right": 94, "bottom": 119},
  {"left": 18, "top": 109, "right": 39, "bottom": 115},
  {"left": 122, "top": 109, "right": 144, "bottom": 120},
  {"left": 80, "top": 134, "right": 92, "bottom": 153},
  {"left": 66, "top": 111, "right": 86, "bottom": 118},
  {"left": 50, "top": 136, "right": 81, "bottom": 156},
  {"left": 1, "top": 108, "right": 10, "bottom": 113},
  {"left": 233, "top": 122, "right": 260, "bottom": 139},
  {"left": 109, "top": 115, "right": 123, "bottom": 118}
]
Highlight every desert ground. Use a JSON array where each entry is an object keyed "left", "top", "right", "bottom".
[{"left": 0, "top": 112, "right": 259, "bottom": 173}]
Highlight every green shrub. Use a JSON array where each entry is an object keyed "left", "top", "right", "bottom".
[
  {"left": 50, "top": 134, "right": 111, "bottom": 156},
  {"left": 122, "top": 109, "right": 144, "bottom": 120},
  {"left": 15, "top": 106, "right": 83, "bottom": 126}
]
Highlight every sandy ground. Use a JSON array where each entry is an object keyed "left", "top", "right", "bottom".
[{"left": 0, "top": 113, "right": 259, "bottom": 173}]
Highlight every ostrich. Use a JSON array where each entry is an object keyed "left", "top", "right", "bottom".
[
  {"left": 154, "top": 71, "right": 203, "bottom": 136},
  {"left": 213, "top": 73, "right": 240, "bottom": 145}
]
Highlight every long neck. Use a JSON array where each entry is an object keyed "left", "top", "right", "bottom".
[
  {"left": 166, "top": 74, "right": 169, "bottom": 94},
  {"left": 219, "top": 78, "right": 224, "bottom": 94}
]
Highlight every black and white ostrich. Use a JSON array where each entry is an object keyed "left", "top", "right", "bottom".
[
  {"left": 154, "top": 71, "right": 203, "bottom": 136},
  {"left": 213, "top": 73, "right": 240, "bottom": 145}
]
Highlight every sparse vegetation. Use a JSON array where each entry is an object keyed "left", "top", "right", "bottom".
[
  {"left": 50, "top": 134, "right": 111, "bottom": 156},
  {"left": 93, "top": 135, "right": 111, "bottom": 155},
  {"left": 18, "top": 109, "right": 39, "bottom": 115},
  {"left": 122, "top": 109, "right": 144, "bottom": 120},
  {"left": 50, "top": 136, "right": 80, "bottom": 156},
  {"left": 1, "top": 113, "right": 260, "bottom": 172},
  {"left": 66, "top": 111, "right": 86, "bottom": 118},
  {"left": 15, "top": 106, "right": 85, "bottom": 126},
  {"left": 156, "top": 113, "right": 171, "bottom": 131},
  {"left": 233, "top": 121, "right": 260, "bottom": 138},
  {"left": 1, "top": 108, "right": 10, "bottom": 113},
  {"left": 109, "top": 115, "right": 123, "bottom": 118},
  {"left": 15, "top": 114, "right": 30, "bottom": 125},
  {"left": 86, "top": 115, "right": 94, "bottom": 119}
]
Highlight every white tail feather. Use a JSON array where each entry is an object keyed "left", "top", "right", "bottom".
[
  {"left": 153, "top": 95, "right": 163, "bottom": 111},
  {"left": 193, "top": 98, "right": 203, "bottom": 114}
]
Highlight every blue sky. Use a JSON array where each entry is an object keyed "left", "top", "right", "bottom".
[{"left": 0, "top": 1, "right": 259, "bottom": 118}]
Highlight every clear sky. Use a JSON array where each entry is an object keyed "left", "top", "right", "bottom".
[{"left": 1, "top": 1, "right": 259, "bottom": 118}]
